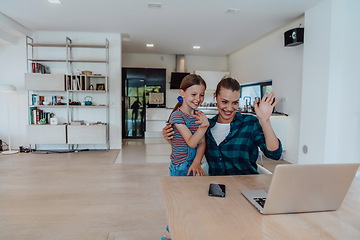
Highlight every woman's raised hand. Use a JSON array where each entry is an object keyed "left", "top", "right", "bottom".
[{"left": 254, "top": 92, "right": 279, "bottom": 121}]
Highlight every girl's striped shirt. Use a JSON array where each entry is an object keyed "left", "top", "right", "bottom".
[{"left": 169, "top": 109, "right": 200, "bottom": 164}]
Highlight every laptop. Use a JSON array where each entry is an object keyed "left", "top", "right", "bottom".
[{"left": 242, "top": 163, "right": 359, "bottom": 215}]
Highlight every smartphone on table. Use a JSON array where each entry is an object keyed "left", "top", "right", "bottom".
[{"left": 208, "top": 183, "right": 226, "bottom": 197}]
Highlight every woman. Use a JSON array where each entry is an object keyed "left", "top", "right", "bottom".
[{"left": 163, "top": 77, "right": 282, "bottom": 176}]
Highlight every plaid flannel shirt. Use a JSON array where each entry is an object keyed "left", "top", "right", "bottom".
[{"left": 205, "top": 112, "right": 282, "bottom": 176}]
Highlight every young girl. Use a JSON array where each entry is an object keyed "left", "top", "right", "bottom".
[
  {"left": 162, "top": 74, "right": 208, "bottom": 240},
  {"left": 167, "top": 73, "right": 209, "bottom": 177}
]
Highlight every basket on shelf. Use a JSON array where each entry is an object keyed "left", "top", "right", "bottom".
[{"left": 81, "top": 70, "right": 92, "bottom": 76}]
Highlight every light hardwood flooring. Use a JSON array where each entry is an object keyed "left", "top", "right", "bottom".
[{"left": 0, "top": 139, "right": 288, "bottom": 240}]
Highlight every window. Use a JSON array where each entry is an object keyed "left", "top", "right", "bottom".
[{"left": 240, "top": 80, "right": 272, "bottom": 108}]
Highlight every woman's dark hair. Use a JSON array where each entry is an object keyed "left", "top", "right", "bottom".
[
  {"left": 215, "top": 76, "right": 240, "bottom": 96},
  {"left": 171, "top": 74, "right": 206, "bottom": 113}
]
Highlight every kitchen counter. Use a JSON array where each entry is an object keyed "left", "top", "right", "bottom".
[
  {"left": 149, "top": 107, "right": 288, "bottom": 159},
  {"left": 198, "top": 107, "right": 288, "bottom": 118},
  {"left": 240, "top": 111, "right": 289, "bottom": 117}
]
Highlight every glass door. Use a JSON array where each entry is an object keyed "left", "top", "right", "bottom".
[{"left": 123, "top": 78, "right": 146, "bottom": 138}]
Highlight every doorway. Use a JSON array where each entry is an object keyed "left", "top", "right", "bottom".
[
  {"left": 123, "top": 77, "right": 146, "bottom": 138},
  {"left": 122, "top": 67, "right": 166, "bottom": 139}
]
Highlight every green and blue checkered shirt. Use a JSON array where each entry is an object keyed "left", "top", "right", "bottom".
[{"left": 205, "top": 112, "right": 282, "bottom": 176}]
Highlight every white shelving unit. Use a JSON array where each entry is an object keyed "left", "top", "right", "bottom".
[{"left": 25, "top": 36, "right": 110, "bottom": 150}]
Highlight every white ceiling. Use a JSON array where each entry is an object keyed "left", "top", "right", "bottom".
[{"left": 0, "top": 0, "right": 321, "bottom": 56}]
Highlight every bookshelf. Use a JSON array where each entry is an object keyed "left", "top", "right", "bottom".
[{"left": 25, "top": 36, "right": 109, "bottom": 150}]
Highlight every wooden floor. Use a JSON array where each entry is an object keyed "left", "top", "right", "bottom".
[{"left": 0, "top": 139, "right": 288, "bottom": 240}]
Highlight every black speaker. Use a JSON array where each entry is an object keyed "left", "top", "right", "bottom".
[{"left": 284, "top": 28, "right": 304, "bottom": 47}]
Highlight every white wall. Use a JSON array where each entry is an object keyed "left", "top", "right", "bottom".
[
  {"left": 0, "top": 31, "right": 122, "bottom": 150},
  {"left": 122, "top": 53, "right": 228, "bottom": 108},
  {"left": 299, "top": 0, "right": 360, "bottom": 165},
  {"left": 228, "top": 16, "right": 305, "bottom": 163}
]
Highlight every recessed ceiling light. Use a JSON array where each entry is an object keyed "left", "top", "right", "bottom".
[
  {"left": 193, "top": 45, "right": 201, "bottom": 49},
  {"left": 226, "top": 8, "right": 240, "bottom": 14},
  {"left": 146, "top": 43, "right": 154, "bottom": 47},
  {"left": 148, "top": 2, "right": 162, "bottom": 9},
  {"left": 48, "top": 0, "right": 61, "bottom": 4},
  {"left": 121, "top": 33, "right": 131, "bottom": 41}
]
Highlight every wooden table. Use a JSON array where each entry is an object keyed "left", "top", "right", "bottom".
[{"left": 160, "top": 175, "right": 360, "bottom": 240}]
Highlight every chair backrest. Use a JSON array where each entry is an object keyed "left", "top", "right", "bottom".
[
  {"left": 257, "top": 164, "right": 272, "bottom": 174},
  {"left": 201, "top": 161, "right": 209, "bottom": 176}
]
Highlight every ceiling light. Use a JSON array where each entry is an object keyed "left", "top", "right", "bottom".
[
  {"left": 148, "top": 2, "right": 162, "bottom": 9},
  {"left": 193, "top": 45, "right": 201, "bottom": 49},
  {"left": 226, "top": 8, "right": 240, "bottom": 14},
  {"left": 121, "top": 33, "right": 131, "bottom": 41},
  {"left": 146, "top": 43, "right": 154, "bottom": 47},
  {"left": 48, "top": 0, "right": 61, "bottom": 4}
]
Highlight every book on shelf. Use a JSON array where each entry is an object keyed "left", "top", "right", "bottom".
[
  {"left": 31, "top": 108, "right": 40, "bottom": 124},
  {"left": 31, "top": 94, "right": 46, "bottom": 105},
  {"left": 32, "top": 94, "right": 37, "bottom": 105},
  {"left": 29, "top": 106, "right": 37, "bottom": 124},
  {"left": 70, "top": 120, "right": 84, "bottom": 125},
  {"left": 31, "top": 63, "right": 50, "bottom": 74},
  {"left": 30, "top": 108, "right": 51, "bottom": 124}
]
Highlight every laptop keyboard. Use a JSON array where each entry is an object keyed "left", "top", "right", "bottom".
[{"left": 254, "top": 197, "right": 266, "bottom": 208}]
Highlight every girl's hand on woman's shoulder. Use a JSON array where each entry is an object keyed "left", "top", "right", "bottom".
[{"left": 193, "top": 111, "right": 209, "bottom": 128}]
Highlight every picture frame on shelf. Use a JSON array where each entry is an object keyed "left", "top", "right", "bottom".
[{"left": 96, "top": 84, "right": 105, "bottom": 91}]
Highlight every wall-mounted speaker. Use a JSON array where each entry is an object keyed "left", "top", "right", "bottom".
[{"left": 284, "top": 28, "right": 304, "bottom": 47}]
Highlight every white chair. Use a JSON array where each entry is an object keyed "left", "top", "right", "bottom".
[
  {"left": 201, "top": 161, "right": 209, "bottom": 176},
  {"left": 257, "top": 164, "right": 272, "bottom": 174},
  {"left": 258, "top": 147, "right": 264, "bottom": 166}
]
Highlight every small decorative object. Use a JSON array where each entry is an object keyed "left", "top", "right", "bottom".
[
  {"left": 96, "top": 84, "right": 105, "bottom": 91},
  {"left": 39, "top": 118, "right": 47, "bottom": 125},
  {"left": 50, "top": 113, "right": 58, "bottom": 125},
  {"left": 84, "top": 96, "right": 93, "bottom": 105},
  {"left": 81, "top": 70, "right": 93, "bottom": 76},
  {"left": 69, "top": 101, "right": 81, "bottom": 105},
  {"left": 70, "top": 120, "right": 84, "bottom": 125},
  {"left": 56, "top": 96, "right": 63, "bottom": 105},
  {"left": 89, "top": 84, "right": 94, "bottom": 90}
]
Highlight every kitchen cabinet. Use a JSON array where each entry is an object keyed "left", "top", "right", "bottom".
[
  {"left": 194, "top": 71, "right": 230, "bottom": 90},
  {"left": 145, "top": 108, "right": 172, "bottom": 138}
]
